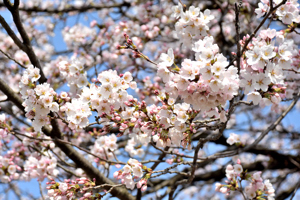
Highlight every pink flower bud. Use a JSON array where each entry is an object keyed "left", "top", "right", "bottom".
[
  {"left": 84, "top": 192, "right": 92, "bottom": 197},
  {"left": 137, "top": 181, "right": 142, "bottom": 188},
  {"left": 113, "top": 171, "right": 119, "bottom": 179},
  {"left": 90, "top": 20, "right": 97, "bottom": 27},
  {"left": 141, "top": 185, "right": 147, "bottom": 192}
]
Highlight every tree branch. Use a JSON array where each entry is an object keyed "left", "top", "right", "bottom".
[{"left": 1, "top": 0, "right": 47, "bottom": 83}]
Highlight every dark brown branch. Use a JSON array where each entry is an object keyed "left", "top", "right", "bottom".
[
  {"left": 276, "top": 179, "right": 300, "bottom": 200},
  {"left": 0, "top": 78, "right": 24, "bottom": 112},
  {"left": 0, "top": 2, "right": 126, "bottom": 14},
  {"left": 0, "top": 48, "right": 26, "bottom": 68},
  {"left": 234, "top": 2, "right": 241, "bottom": 74},
  {"left": 1, "top": 0, "right": 47, "bottom": 83},
  {"left": 289, "top": 179, "right": 300, "bottom": 200},
  {"left": 148, "top": 148, "right": 299, "bottom": 193},
  {"left": 0, "top": 15, "right": 26, "bottom": 51}
]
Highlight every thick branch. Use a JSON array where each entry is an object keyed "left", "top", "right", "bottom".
[
  {"left": 1, "top": 0, "right": 47, "bottom": 83},
  {"left": 0, "top": 78, "right": 24, "bottom": 112},
  {"left": 0, "top": 2, "right": 127, "bottom": 14},
  {"left": 234, "top": 2, "right": 241, "bottom": 74},
  {"left": 0, "top": 15, "right": 26, "bottom": 51}
]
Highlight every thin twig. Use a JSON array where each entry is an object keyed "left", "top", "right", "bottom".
[
  {"left": 289, "top": 179, "right": 300, "bottom": 200},
  {"left": 2, "top": 0, "right": 47, "bottom": 83},
  {"left": 38, "top": 181, "right": 45, "bottom": 200},
  {"left": 0, "top": 49, "right": 26, "bottom": 68},
  {"left": 244, "top": 91, "right": 300, "bottom": 151}
]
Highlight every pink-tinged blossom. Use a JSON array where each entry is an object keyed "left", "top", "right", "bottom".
[
  {"left": 188, "top": 6, "right": 200, "bottom": 18},
  {"left": 115, "top": 159, "right": 144, "bottom": 190},
  {"left": 123, "top": 165, "right": 131, "bottom": 173},
  {"left": 157, "top": 63, "right": 171, "bottom": 83},
  {"left": 0, "top": 113, "right": 5, "bottom": 122},
  {"left": 199, "top": 9, "right": 215, "bottom": 23},
  {"left": 264, "top": 179, "right": 275, "bottom": 197},
  {"left": 30, "top": 67, "right": 41, "bottom": 82},
  {"left": 271, "top": 93, "right": 282, "bottom": 104},
  {"left": 233, "top": 164, "right": 243, "bottom": 174},
  {"left": 278, "top": 57, "right": 292, "bottom": 69},
  {"left": 160, "top": 48, "right": 174, "bottom": 67},
  {"left": 132, "top": 165, "right": 143, "bottom": 178},
  {"left": 266, "top": 63, "right": 284, "bottom": 84},
  {"left": 180, "top": 59, "right": 196, "bottom": 80},
  {"left": 253, "top": 171, "right": 263, "bottom": 182},
  {"left": 215, "top": 183, "right": 222, "bottom": 192},
  {"left": 245, "top": 185, "right": 257, "bottom": 199},
  {"left": 200, "top": 65, "right": 213, "bottom": 80},
  {"left": 257, "top": 0, "right": 300, "bottom": 24},
  {"left": 255, "top": 3, "right": 268, "bottom": 18},
  {"left": 247, "top": 92, "right": 262, "bottom": 105},
  {"left": 211, "top": 61, "right": 226, "bottom": 75},
  {"left": 180, "top": 11, "right": 192, "bottom": 24},
  {"left": 209, "top": 79, "right": 223, "bottom": 92},
  {"left": 200, "top": 48, "right": 214, "bottom": 62},
  {"left": 7, "top": 165, "right": 16, "bottom": 174},
  {"left": 254, "top": 73, "right": 271, "bottom": 92},
  {"left": 123, "top": 72, "right": 133, "bottom": 82},
  {"left": 141, "top": 185, "right": 147, "bottom": 192},
  {"left": 48, "top": 189, "right": 55, "bottom": 197},
  {"left": 59, "top": 182, "right": 68, "bottom": 193},
  {"left": 226, "top": 133, "right": 240, "bottom": 145},
  {"left": 261, "top": 45, "right": 276, "bottom": 60},
  {"left": 60, "top": 92, "right": 68, "bottom": 99},
  {"left": 172, "top": 3, "right": 183, "bottom": 18},
  {"left": 278, "top": 43, "right": 293, "bottom": 60},
  {"left": 220, "top": 111, "right": 227, "bottom": 123},
  {"left": 282, "top": 12, "right": 294, "bottom": 24},
  {"left": 245, "top": 46, "right": 262, "bottom": 66},
  {"left": 220, "top": 187, "right": 228, "bottom": 194}
]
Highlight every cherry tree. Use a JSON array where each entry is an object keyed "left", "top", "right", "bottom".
[{"left": 0, "top": 0, "right": 299, "bottom": 199}]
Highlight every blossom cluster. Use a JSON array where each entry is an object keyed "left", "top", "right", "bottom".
[
  {"left": 114, "top": 158, "right": 147, "bottom": 190},
  {"left": 157, "top": 36, "right": 239, "bottom": 119},
  {"left": 172, "top": 3, "right": 215, "bottom": 46},
  {"left": 216, "top": 160, "right": 275, "bottom": 200},
  {"left": 241, "top": 28, "right": 299, "bottom": 107},
  {"left": 19, "top": 65, "right": 59, "bottom": 132},
  {"left": 21, "top": 154, "right": 59, "bottom": 181},
  {"left": 108, "top": 93, "right": 197, "bottom": 149},
  {"left": 227, "top": 132, "right": 243, "bottom": 146},
  {"left": 90, "top": 134, "right": 118, "bottom": 163},
  {"left": 58, "top": 59, "right": 89, "bottom": 96},
  {"left": 0, "top": 124, "right": 22, "bottom": 184},
  {"left": 59, "top": 68, "right": 136, "bottom": 130},
  {"left": 255, "top": 0, "right": 300, "bottom": 24},
  {"left": 0, "top": 155, "right": 20, "bottom": 183},
  {"left": 125, "top": 138, "right": 145, "bottom": 157},
  {"left": 62, "top": 24, "right": 97, "bottom": 48},
  {"left": 47, "top": 177, "right": 100, "bottom": 200},
  {"left": 0, "top": 115, "right": 60, "bottom": 183},
  {"left": 89, "top": 34, "right": 239, "bottom": 150}
]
